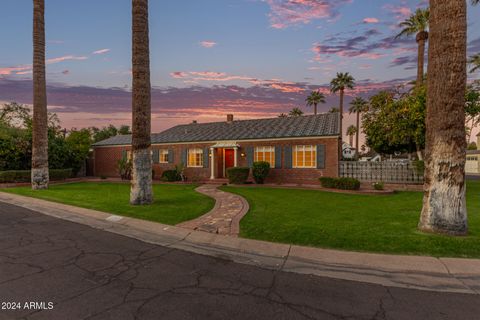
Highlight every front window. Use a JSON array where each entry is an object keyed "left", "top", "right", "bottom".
[
  {"left": 159, "top": 149, "right": 169, "bottom": 163},
  {"left": 293, "top": 145, "right": 316, "bottom": 168},
  {"left": 188, "top": 148, "right": 203, "bottom": 167},
  {"left": 254, "top": 146, "right": 275, "bottom": 167}
]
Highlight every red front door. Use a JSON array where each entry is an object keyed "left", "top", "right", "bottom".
[{"left": 224, "top": 149, "right": 235, "bottom": 171}]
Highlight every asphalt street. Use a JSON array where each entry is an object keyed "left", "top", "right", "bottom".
[{"left": 1, "top": 201, "right": 479, "bottom": 320}]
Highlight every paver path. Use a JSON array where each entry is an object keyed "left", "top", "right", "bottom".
[{"left": 177, "top": 184, "right": 248, "bottom": 236}]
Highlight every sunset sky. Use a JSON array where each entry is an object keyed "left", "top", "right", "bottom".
[{"left": 1, "top": 0, "right": 480, "bottom": 140}]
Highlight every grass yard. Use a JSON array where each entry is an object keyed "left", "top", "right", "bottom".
[
  {"left": 2, "top": 182, "right": 214, "bottom": 225},
  {"left": 222, "top": 181, "right": 480, "bottom": 258}
]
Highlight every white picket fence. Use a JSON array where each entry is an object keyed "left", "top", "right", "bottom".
[{"left": 340, "top": 161, "right": 424, "bottom": 184}]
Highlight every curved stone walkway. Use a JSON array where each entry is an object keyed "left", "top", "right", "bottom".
[{"left": 177, "top": 184, "right": 249, "bottom": 236}]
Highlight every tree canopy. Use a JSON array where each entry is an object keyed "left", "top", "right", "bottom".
[{"left": 362, "top": 87, "right": 426, "bottom": 155}]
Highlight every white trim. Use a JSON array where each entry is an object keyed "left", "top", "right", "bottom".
[
  {"left": 292, "top": 145, "right": 317, "bottom": 169},
  {"left": 92, "top": 135, "right": 338, "bottom": 148},
  {"left": 187, "top": 148, "right": 204, "bottom": 168},
  {"left": 254, "top": 146, "right": 275, "bottom": 167},
  {"left": 159, "top": 149, "right": 169, "bottom": 164},
  {"left": 210, "top": 147, "right": 215, "bottom": 179},
  {"left": 234, "top": 147, "right": 238, "bottom": 167},
  {"left": 222, "top": 149, "right": 226, "bottom": 177}
]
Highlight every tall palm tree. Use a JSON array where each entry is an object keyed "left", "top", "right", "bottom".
[
  {"left": 395, "top": 8, "right": 429, "bottom": 86},
  {"left": 419, "top": 0, "right": 467, "bottom": 235},
  {"left": 130, "top": 0, "right": 153, "bottom": 205},
  {"left": 305, "top": 91, "right": 325, "bottom": 115},
  {"left": 330, "top": 72, "right": 355, "bottom": 144},
  {"left": 346, "top": 125, "right": 357, "bottom": 147},
  {"left": 349, "top": 97, "right": 368, "bottom": 159},
  {"left": 289, "top": 107, "right": 304, "bottom": 117},
  {"left": 31, "top": 0, "right": 49, "bottom": 190},
  {"left": 468, "top": 54, "right": 480, "bottom": 73}
]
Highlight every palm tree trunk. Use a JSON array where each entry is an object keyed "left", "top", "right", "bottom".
[
  {"left": 355, "top": 112, "right": 360, "bottom": 159},
  {"left": 31, "top": 0, "right": 49, "bottom": 190},
  {"left": 314, "top": 103, "right": 317, "bottom": 115},
  {"left": 349, "top": 135, "right": 353, "bottom": 146},
  {"left": 130, "top": 0, "right": 153, "bottom": 205},
  {"left": 416, "top": 32, "right": 428, "bottom": 86},
  {"left": 419, "top": 0, "right": 467, "bottom": 235}
]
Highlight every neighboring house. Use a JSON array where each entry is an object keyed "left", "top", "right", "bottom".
[
  {"left": 466, "top": 150, "right": 480, "bottom": 174},
  {"left": 342, "top": 142, "right": 355, "bottom": 160},
  {"left": 92, "top": 113, "right": 341, "bottom": 184},
  {"left": 465, "top": 134, "right": 480, "bottom": 174}
]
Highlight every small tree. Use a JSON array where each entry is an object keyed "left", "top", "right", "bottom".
[{"left": 118, "top": 154, "right": 132, "bottom": 180}]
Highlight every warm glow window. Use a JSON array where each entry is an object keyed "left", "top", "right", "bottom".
[
  {"left": 159, "top": 149, "right": 169, "bottom": 163},
  {"left": 293, "top": 145, "right": 316, "bottom": 168},
  {"left": 188, "top": 148, "right": 203, "bottom": 167},
  {"left": 254, "top": 146, "right": 275, "bottom": 167}
]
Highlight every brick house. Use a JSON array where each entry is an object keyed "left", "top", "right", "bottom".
[{"left": 92, "top": 113, "right": 340, "bottom": 184}]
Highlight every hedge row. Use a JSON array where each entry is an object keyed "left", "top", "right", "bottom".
[
  {"left": 0, "top": 169, "right": 73, "bottom": 183},
  {"left": 319, "top": 177, "right": 360, "bottom": 190}
]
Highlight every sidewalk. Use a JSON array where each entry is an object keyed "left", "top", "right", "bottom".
[{"left": 0, "top": 191, "right": 479, "bottom": 295}]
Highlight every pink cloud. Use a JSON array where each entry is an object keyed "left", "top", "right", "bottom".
[
  {"left": 46, "top": 55, "right": 88, "bottom": 64},
  {"left": 383, "top": 4, "right": 412, "bottom": 21},
  {"left": 363, "top": 17, "right": 379, "bottom": 24},
  {"left": 266, "top": 0, "right": 351, "bottom": 29},
  {"left": 199, "top": 41, "right": 217, "bottom": 48},
  {"left": 0, "top": 65, "right": 31, "bottom": 76},
  {"left": 169, "top": 71, "right": 306, "bottom": 93},
  {"left": 0, "top": 55, "right": 88, "bottom": 77},
  {"left": 92, "top": 48, "right": 111, "bottom": 55},
  {"left": 269, "top": 83, "right": 305, "bottom": 93}
]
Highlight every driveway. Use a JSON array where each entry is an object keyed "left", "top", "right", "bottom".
[{"left": 1, "top": 202, "right": 479, "bottom": 320}]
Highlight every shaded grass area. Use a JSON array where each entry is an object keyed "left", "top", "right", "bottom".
[
  {"left": 222, "top": 182, "right": 480, "bottom": 258},
  {"left": 2, "top": 182, "right": 214, "bottom": 225}
]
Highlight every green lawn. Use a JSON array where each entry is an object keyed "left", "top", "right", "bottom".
[
  {"left": 2, "top": 182, "right": 214, "bottom": 225},
  {"left": 222, "top": 182, "right": 480, "bottom": 258}
]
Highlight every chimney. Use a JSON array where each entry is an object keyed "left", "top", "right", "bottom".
[{"left": 227, "top": 114, "right": 234, "bottom": 123}]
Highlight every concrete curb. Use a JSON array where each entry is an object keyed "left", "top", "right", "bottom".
[{"left": 1, "top": 191, "right": 479, "bottom": 295}]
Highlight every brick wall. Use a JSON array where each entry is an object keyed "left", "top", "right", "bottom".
[{"left": 93, "top": 137, "right": 339, "bottom": 184}]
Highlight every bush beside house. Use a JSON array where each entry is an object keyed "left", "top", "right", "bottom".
[
  {"left": 252, "top": 161, "right": 270, "bottom": 184},
  {"left": 319, "top": 177, "right": 360, "bottom": 190},
  {"left": 227, "top": 167, "right": 250, "bottom": 184}
]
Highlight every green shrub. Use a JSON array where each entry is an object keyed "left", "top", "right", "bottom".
[
  {"left": 118, "top": 156, "right": 132, "bottom": 180},
  {"left": 336, "top": 177, "right": 360, "bottom": 190},
  {"left": 319, "top": 177, "right": 360, "bottom": 190},
  {"left": 252, "top": 161, "right": 270, "bottom": 184},
  {"left": 319, "top": 177, "right": 337, "bottom": 188},
  {"left": 161, "top": 170, "right": 181, "bottom": 182},
  {"left": 226, "top": 167, "right": 250, "bottom": 184},
  {"left": 50, "top": 169, "right": 73, "bottom": 180},
  {"left": 0, "top": 169, "right": 72, "bottom": 183},
  {"left": 373, "top": 181, "right": 384, "bottom": 190}
]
